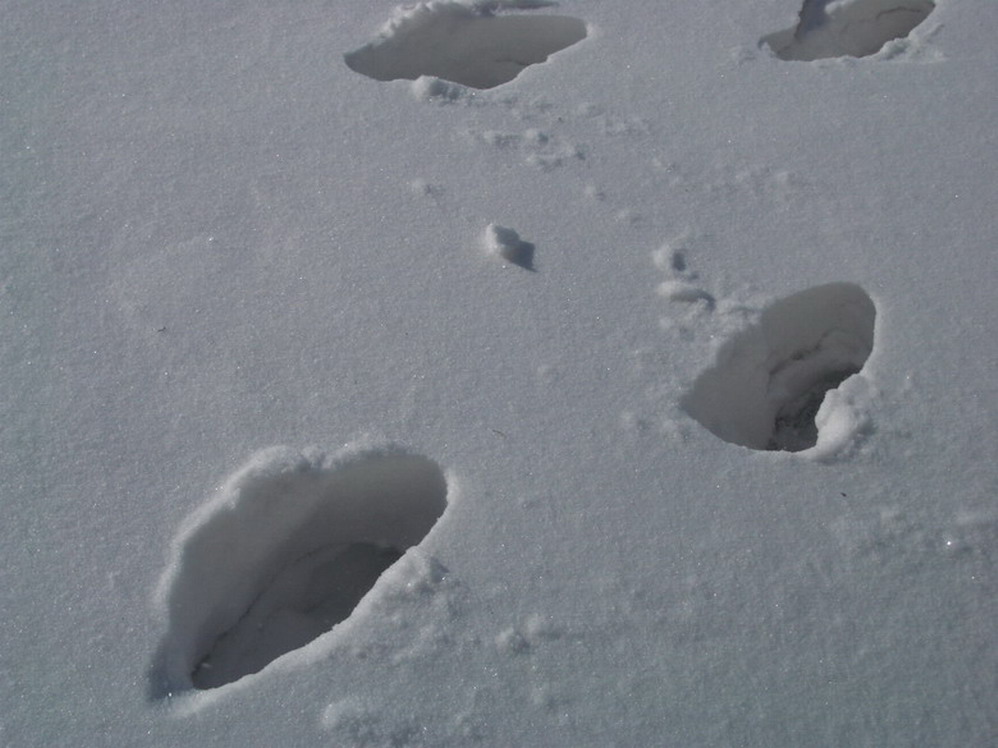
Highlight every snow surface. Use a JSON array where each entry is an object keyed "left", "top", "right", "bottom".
[{"left": 2, "top": 0, "right": 996, "bottom": 745}]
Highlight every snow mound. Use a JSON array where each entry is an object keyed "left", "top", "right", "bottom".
[
  {"left": 483, "top": 223, "right": 535, "bottom": 269},
  {"left": 149, "top": 445, "right": 449, "bottom": 696},
  {"left": 762, "top": 0, "right": 935, "bottom": 61},
  {"left": 682, "top": 282, "right": 876, "bottom": 454},
  {"left": 344, "top": 1, "right": 588, "bottom": 89}
]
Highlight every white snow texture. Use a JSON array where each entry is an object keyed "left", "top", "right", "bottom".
[{"left": 2, "top": 0, "right": 996, "bottom": 745}]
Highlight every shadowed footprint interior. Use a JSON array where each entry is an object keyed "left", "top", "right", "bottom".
[{"left": 191, "top": 542, "right": 404, "bottom": 689}]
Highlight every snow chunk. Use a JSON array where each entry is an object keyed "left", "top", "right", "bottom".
[
  {"left": 345, "top": 1, "right": 587, "bottom": 89},
  {"left": 483, "top": 223, "right": 535, "bottom": 270},
  {"left": 149, "top": 444, "right": 449, "bottom": 696},
  {"left": 763, "top": 0, "right": 936, "bottom": 61},
  {"left": 410, "top": 75, "right": 467, "bottom": 102},
  {"left": 682, "top": 282, "right": 876, "bottom": 454},
  {"left": 495, "top": 612, "right": 560, "bottom": 654}
]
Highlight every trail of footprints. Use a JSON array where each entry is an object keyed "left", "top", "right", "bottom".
[
  {"left": 151, "top": 285, "right": 878, "bottom": 694},
  {"left": 150, "top": 0, "right": 938, "bottom": 701},
  {"left": 340, "top": 0, "right": 937, "bottom": 95}
]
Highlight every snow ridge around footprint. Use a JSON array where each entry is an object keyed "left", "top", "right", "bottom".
[
  {"left": 762, "top": 0, "right": 936, "bottom": 61},
  {"left": 682, "top": 282, "right": 876, "bottom": 455},
  {"left": 344, "top": 1, "right": 588, "bottom": 89},
  {"left": 149, "top": 444, "right": 449, "bottom": 697}
]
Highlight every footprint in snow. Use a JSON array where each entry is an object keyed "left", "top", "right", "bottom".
[
  {"left": 345, "top": 1, "right": 587, "bottom": 90},
  {"left": 682, "top": 282, "right": 877, "bottom": 454},
  {"left": 149, "top": 445, "right": 449, "bottom": 695},
  {"left": 762, "top": 0, "right": 936, "bottom": 61}
]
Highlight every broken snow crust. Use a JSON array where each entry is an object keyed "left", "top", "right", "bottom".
[{"left": 1, "top": 0, "right": 996, "bottom": 746}]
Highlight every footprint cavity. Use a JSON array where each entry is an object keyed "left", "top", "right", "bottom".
[
  {"left": 149, "top": 445, "right": 449, "bottom": 696},
  {"left": 345, "top": 2, "right": 588, "bottom": 90},
  {"left": 682, "top": 282, "right": 876, "bottom": 453},
  {"left": 763, "top": 0, "right": 935, "bottom": 61}
]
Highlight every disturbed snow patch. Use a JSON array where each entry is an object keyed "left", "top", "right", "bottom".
[
  {"left": 682, "top": 282, "right": 876, "bottom": 455},
  {"left": 762, "top": 0, "right": 935, "bottom": 61},
  {"left": 321, "top": 697, "right": 420, "bottom": 746},
  {"left": 345, "top": 1, "right": 587, "bottom": 89},
  {"left": 149, "top": 445, "right": 448, "bottom": 696}
]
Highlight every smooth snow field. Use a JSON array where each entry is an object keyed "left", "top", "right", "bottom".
[{"left": 2, "top": 0, "right": 996, "bottom": 745}]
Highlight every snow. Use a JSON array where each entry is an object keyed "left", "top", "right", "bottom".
[{"left": 2, "top": 0, "right": 996, "bottom": 745}]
